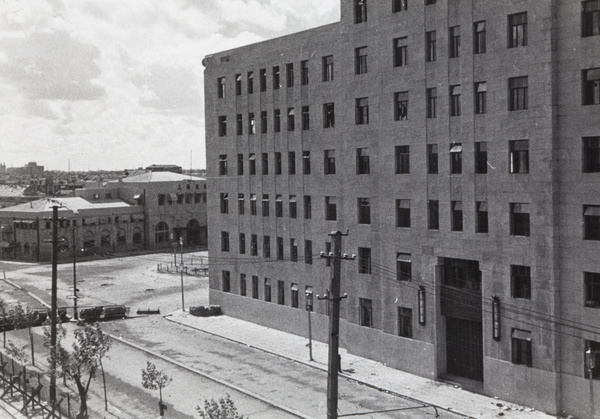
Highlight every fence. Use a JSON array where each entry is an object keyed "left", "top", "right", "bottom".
[
  {"left": 157, "top": 255, "right": 209, "bottom": 277},
  {"left": 0, "top": 352, "right": 81, "bottom": 419}
]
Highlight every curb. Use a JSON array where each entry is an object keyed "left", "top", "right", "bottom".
[{"left": 164, "top": 314, "right": 474, "bottom": 419}]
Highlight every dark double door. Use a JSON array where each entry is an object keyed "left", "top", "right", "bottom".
[{"left": 446, "top": 316, "right": 483, "bottom": 381}]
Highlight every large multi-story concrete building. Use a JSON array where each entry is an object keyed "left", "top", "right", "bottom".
[{"left": 203, "top": 1, "right": 600, "bottom": 416}]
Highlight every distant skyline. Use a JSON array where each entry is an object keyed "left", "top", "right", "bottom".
[{"left": 0, "top": 0, "right": 339, "bottom": 171}]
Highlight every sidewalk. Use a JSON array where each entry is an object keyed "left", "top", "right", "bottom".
[{"left": 165, "top": 311, "right": 555, "bottom": 419}]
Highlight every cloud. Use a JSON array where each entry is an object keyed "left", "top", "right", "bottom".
[
  {"left": 136, "top": 64, "right": 202, "bottom": 113},
  {"left": 0, "top": 30, "right": 105, "bottom": 101}
]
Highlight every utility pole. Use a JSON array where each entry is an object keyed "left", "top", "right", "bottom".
[
  {"left": 72, "top": 226, "right": 78, "bottom": 320},
  {"left": 587, "top": 349, "right": 596, "bottom": 419},
  {"left": 50, "top": 205, "right": 58, "bottom": 406},
  {"left": 179, "top": 237, "right": 185, "bottom": 311},
  {"left": 319, "top": 230, "right": 352, "bottom": 419}
]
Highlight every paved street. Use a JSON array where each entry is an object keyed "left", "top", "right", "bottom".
[{"left": 0, "top": 253, "right": 553, "bottom": 419}]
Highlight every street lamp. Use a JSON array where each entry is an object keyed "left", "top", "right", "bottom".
[
  {"left": 179, "top": 237, "right": 185, "bottom": 311},
  {"left": 587, "top": 348, "right": 596, "bottom": 419},
  {"left": 305, "top": 287, "right": 314, "bottom": 361}
]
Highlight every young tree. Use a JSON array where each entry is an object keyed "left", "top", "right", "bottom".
[
  {"left": 0, "top": 299, "right": 8, "bottom": 348},
  {"left": 196, "top": 394, "right": 245, "bottom": 419},
  {"left": 5, "top": 340, "right": 28, "bottom": 365},
  {"left": 141, "top": 361, "right": 172, "bottom": 417},
  {"left": 8, "top": 304, "right": 40, "bottom": 365},
  {"left": 45, "top": 323, "right": 111, "bottom": 419}
]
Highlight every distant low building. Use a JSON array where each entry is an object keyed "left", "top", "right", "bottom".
[{"left": 145, "top": 164, "right": 183, "bottom": 174}]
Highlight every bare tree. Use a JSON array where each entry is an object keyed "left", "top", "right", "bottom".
[
  {"left": 141, "top": 361, "right": 172, "bottom": 417},
  {"left": 0, "top": 299, "right": 8, "bottom": 348},
  {"left": 44, "top": 323, "right": 111, "bottom": 419},
  {"left": 8, "top": 304, "right": 40, "bottom": 365}
]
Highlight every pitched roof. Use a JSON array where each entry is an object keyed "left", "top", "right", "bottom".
[
  {"left": 0, "top": 197, "right": 132, "bottom": 214},
  {"left": 121, "top": 171, "right": 205, "bottom": 183}
]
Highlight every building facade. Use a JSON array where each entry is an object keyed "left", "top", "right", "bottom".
[{"left": 203, "top": 1, "right": 600, "bottom": 416}]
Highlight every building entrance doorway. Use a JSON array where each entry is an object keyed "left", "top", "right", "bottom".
[{"left": 446, "top": 317, "right": 483, "bottom": 381}]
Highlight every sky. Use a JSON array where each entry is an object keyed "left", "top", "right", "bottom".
[{"left": 0, "top": 0, "right": 339, "bottom": 172}]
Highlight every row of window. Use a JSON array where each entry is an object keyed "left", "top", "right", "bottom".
[
  {"left": 43, "top": 216, "right": 142, "bottom": 229},
  {"left": 157, "top": 192, "right": 206, "bottom": 205}
]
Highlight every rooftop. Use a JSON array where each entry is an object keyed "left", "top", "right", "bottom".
[{"left": 120, "top": 171, "right": 205, "bottom": 183}]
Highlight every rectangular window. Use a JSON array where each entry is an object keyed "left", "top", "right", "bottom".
[
  {"left": 304, "top": 195, "right": 312, "bottom": 219},
  {"left": 449, "top": 26, "right": 460, "bottom": 58},
  {"left": 508, "top": 12, "right": 527, "bottom": 48},
  {"left": 291, "top": 284, "right": 299, "bottom": 308},
  {"left": 428, "top": 200, "right": 439, "bottom": 230},
  {"left": 240, "top": 274, "right": 247, "bottom": 297},
  {"left": 305, "top": 240, "right": 313, "bottom": 264},
  {"left": 219, "top": 154, "right": 228, "bottom": 176},
  {"left": 324, "top": 150, "right": 336, "bottom": 175},
  {"left": 302, "top": 106, "right": 310, "bottom": 130},
  {"left": 428, "top": 144, "right": 438, "bottom": 174},
  {"left": 278, "top": 280, "right": 285, "bottom": 305},
  {"left": 426, "top": 88, "right": 437, "bottom": 118},
  {"left": 475, "top": 142, "right": 488, "bottom": 174},
  {"left": 273, "top": 66, "right": 280, "bottom": 89},
  {"left": 323, "top": 103, "right": 335, "bottom": 128},
  {"left": 220, "top": 193, "right": 229, "bottom": 214},
  {"left": 237, "top": 153, "right": 244, "bottom": 175},
  {"left": 510, "top": 140, "right": 529, "bottom": 173},
  {"left": 235, "top": 73, "right": 242, "bottom": 95},
  {"left": 584, "top": 137, "right": 600, "bottom": 172},
  {"left": 322, "top": 55, "right": 334, "bottom": 81},
  {"left": 511, "top": 329, "right": 532, "bottom": 367},
  {"left": 394, "top": 91, "right": 408, "bottom": 121},
  {"left": 287, "top": 108, "right": 295, "bottom": 131},
  {"left": 247, "top": 71, "right": 254, "bottom": 94},
  {"left": 396, "top": 253, "right": 412, "bottom": 281},
  {"left": 286, "top": 63, "right": 294, "bottom": 88},
  {"left": 222, "top": 270, "right": 231, "bottom": 292},
  {"left": 288, "top": 151, "right": 296, "bottom": 174},
  {"left": 252, "top": 276, "right": 259, "bottom": 299},
  {"left": 398, "top": 307, "right": 413, "bottom": 338},
  {"left": 262, "top": 194, "right": 269, "bottom": 217},
  {"left": 248, "top": 112, "right": 255, "bottom": 134},
  {"left": 358, "top": 198, "right": 371, "bottom": 224},
  {"left": 289, "top": 195, "right": 297, "bottom": 219},
  {"left": 358, "top": 247, "right": 372, "bottom": 274},
  {"left": 450, "top": 143, "right": 463, "bottom": 174},
  {"left": 263, "top": 235, "right": 271, "bottom": 258},
  {"left": 277, "top": 237, "right": 284, "bottom": 260},
  {"left": 301, "top": 60, "right": 309, "bottom": 85},
  {"left": 359, "top": 298, "right": 373, "bottom": 327},
  {"left": 355, "top": 46, "right": 368, "bottom": 75},
  {"left": 262, "top": 152, "right": 269, "bottom": 175},
  {"left": 250, "top": 234, "right": 257, "bottom": 256},
  {"left": 290, "top": 239, "right": 298, "bottom": 262},
  {"left": 509, "top": 76, "right": 528, "bottom": 111},
  {"left": 392, "top": 0, "right": 408, "bottom": 13},
  {"left": 396, "top": 199, "right": 411, "bottom": 228},
  {"left": 585, "top": 272, "right": 600, "bottom": 308},
  {"left": 238, "top": 193, "right": 244, "bottom": 215},
  {"left": 302, "top": 151, "right": 311, "bottom": 174},
  {"left": 356, "top": 147, "right": 370, "bottom": 174},
  {"left": 275, "top": 152, "right": 282, "bottom": 175},
  {"left": 325, "top": 196, "right": 337, "bottom": 221},
  {"left": 220, "top": 231, "right": 230, "bottom": 252},
  {"left": 250, "top": 194, "right": 257, "bottom": 215},
  {"left": 585, "top": 205, "right": 600, "bottom": 240},
  {"left": 393, "top": 37, "right": 408, "bottom": 67},
  {"left": 239, "top": 233, "right": 246, "bottom": 254},
  {"left": 475, "top": 81, "right": 487, "bottom": 114},
  {"left": 426, "top": 30, "right": 436, "bottom": 62},
  {"left": 249, "top": 153, "right": 256, "bottom": 175},
  {"left": 474, "top": 21, "right": 486, "bottom": 53},
  {"left": 510, "top": 203, "right": 530, "bottom": 236},
  {"left": 275, "top": 195, "right": 283, "bottom": 217},
  {"left": 274, "top": 109, "right": 281, "bottom": 132},
  {"left": 512, "top": 265, "right": 531, "bottom": 299},
  {"left": 355, "top": 0, "right": 367, "bottom": 23},
  {"left": 451, "top": 201, "right": 463, "bottom": 232},
  {"left": 584, "top": 340, "right": 600, "bottom": 379},
  {"left": 450, "top": 85, "right": 461, "bottom": 116},
  {"left": 217, "top": 77, "right": 226, "bottom": 98},
  {"left": 260, "top": 68, "right": 267, "bottom": 91},
  {"left": 264, "top": 278, "right": 272, "bottom": 302},
  {"left": 583, "top": 0, "right": 600, "bottom": 37},
  {"left": 236, "top": 114, "right": 243, "bottom": 135},
  {"left": 356, "top": 97, "right": 369, "bottom": 125},
  {"left": 425, "top": 0, "right": 436, "bottom": 4},
  {"left": 583, "top": 68, "right": 600, "bottom": 105},
  {"left": 261, "top": 111, "right": 268, "bottom": 134},
  {"left": 476, "top": 201, "right": 489, "bottom": 233}
]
